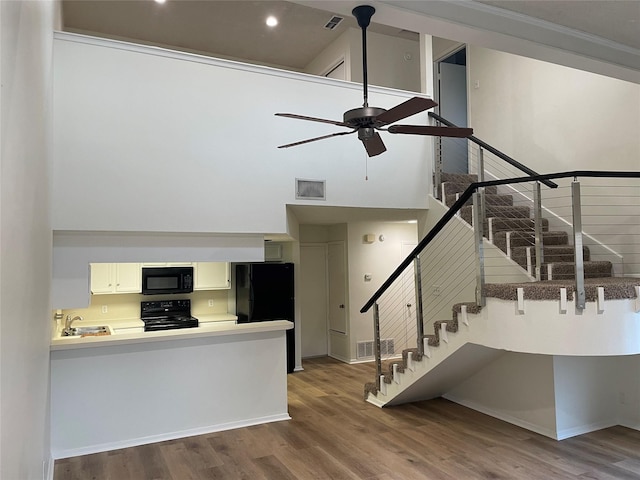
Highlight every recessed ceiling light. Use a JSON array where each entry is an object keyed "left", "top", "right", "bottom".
[
  {"left": 154, "top": 0, "right": 166, "bottom": 3},
  {"left": 266, "top": 16, "right": 278, "bottom": 27}
]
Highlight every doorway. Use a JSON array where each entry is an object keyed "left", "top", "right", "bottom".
[
  {"left": 435, "top": 47, "right": 469, "bottom": 174},
  {"left": 300, "top": 244, "right": 329, "bottom": 358}
]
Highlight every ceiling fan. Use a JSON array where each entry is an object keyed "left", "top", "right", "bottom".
[{"left": 275, "top": 5, "right": 473, "bottom": 157}]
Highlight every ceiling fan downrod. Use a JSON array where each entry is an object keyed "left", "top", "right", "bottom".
[{"left": 352, "top": 5, "right": 375, "bottom": 108}]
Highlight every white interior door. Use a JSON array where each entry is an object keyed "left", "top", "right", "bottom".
[
  {"left": 328, "top": 242, "right": 347, "bottom": 334},
  {"left": 300, "top": 244, "right": 328, "bottom": 358}
]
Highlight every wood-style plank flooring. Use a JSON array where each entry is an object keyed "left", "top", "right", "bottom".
[{"left": 54, "top": 356, "right": 640, "bottom": 479}]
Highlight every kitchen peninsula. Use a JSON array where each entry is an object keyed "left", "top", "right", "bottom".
[
  {"left": 50, "top": 261, "right": 293, "bottom": 459},
  {"left": 50, "top": 318, "right": 293, "bottom": 459}
]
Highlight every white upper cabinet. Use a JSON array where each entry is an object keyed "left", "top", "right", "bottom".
[
  {"left": 90, "top": 262, "right": 229, "bottom": 294},
  {"left": 90, "top": 263, "right": 141, "bottom": 295},
  {"left": 194, "top": 263, "right": 230, "bottom": 290}
]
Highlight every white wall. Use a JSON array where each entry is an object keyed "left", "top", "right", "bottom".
[
  {"left": 0, "top": 1, "right": 57, "bottom": 477},
  {"left": 553, "top": 356, "right": 620, "bottom": 439},
  {"left": 618, "top": 355, "right": 640, "bottom": 429},
  {"left": 52, "top": 231, "right": 265, "bottom": 308},
  {"left": 347, "top": 221, "right": 418, "bottom": 361},
  {"left": 304, "top": 28, "right": 352, "bottom": 79},
  {"left": 445, "top": 352, "right": 558, "bottom": 438},
  {"left": 468, "top": 46, "right": 640, "bottom": 174},
  {"left": 53, "top": 33, "right": 431, "bottom": 234},
  {"left": 467, "top": 46, "right": 640, "bottom": 275},
  {"left": 305, "top": 28, "right": 421, "bottom": 93}
]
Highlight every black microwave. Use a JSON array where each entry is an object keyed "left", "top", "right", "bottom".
[{"left": 141, "top": 266, "right": 194, "bottom": 295}]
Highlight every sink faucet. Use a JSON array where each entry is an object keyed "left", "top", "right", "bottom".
[{"left": 63, "top": 315, "right": 83, "bottom": 335}]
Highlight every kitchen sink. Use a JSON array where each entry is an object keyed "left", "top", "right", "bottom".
[{"left": 62, "top": 326, "right": 111, "bottom": 337}]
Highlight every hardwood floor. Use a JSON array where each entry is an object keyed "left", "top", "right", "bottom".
[{"left": 54, "top": 356, "right": 640, "bottom": 480}]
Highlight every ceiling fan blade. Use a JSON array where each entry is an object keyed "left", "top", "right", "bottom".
[
  {"left": 275, "top": 113, "right": 349, "bottom": 127},
  {"left": 360, "top": 132, "right": 387, "bottom": 157},
  {"left": 277, "top": 130, "right": 356, "bottom": 149},
  {"left": 388, "top": 124, "right": 473, "bottom": 138},
  {"left": 376, "top": 97, "right": 438, "bottom": 125}
]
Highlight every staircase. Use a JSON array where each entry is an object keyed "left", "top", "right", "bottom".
[
  {"left": 363, "top": 171, "right": 640, "bottom": 413},
  {"left": 440, "top": 172, "right": 613, "bottom": 280}
]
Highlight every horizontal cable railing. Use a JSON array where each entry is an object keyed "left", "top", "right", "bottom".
[
  {"left": 363, "top": 170, "right": 640, "bottom": 393},
  {"left": 429, "top": 112, "right": 558, "bottom": 189}
]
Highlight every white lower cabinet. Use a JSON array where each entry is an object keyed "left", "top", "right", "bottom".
[
  {"left": 90, "top": 263, "right": 141, "bottom": 295},
  {"left": 194, "top": 262, "right": 231, "bottom": 290}
]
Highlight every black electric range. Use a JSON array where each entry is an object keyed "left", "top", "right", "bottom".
[{"left": 140, "top": 299, "right": 199, "bottom": 332}]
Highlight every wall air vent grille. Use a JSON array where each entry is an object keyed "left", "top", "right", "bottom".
[
  {"left": 357, "top": 341, "right": 374, "bottom": 359},
  {"left": 296, "top": 179, "right": 326, "bottom": 200},
  {"left": 356, "top": 339, "right": 395, "bottom": 359},
  {"left": 324, "top": 16, "right": 344, "bottom": 30}
]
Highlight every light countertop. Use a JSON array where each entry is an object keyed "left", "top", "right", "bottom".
[{"left": 51, "top": 314, "right": 293, "bottom": 351}]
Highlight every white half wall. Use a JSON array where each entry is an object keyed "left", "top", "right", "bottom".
[
  {"left": 52, "top": 33, "right": 431, "bottom": 234},
  {"left": 51, "top": 328, "right": 290, "bottom": 459}
]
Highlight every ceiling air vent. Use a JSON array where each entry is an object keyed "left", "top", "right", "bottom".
[
  {"left": 324, "top": 15, "right": 344, "bottom": 30},
  {"left": 296, "top": 179, "right": 326, "bottom": 200}
]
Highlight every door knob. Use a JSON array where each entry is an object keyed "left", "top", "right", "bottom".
[
  {"left": 339, "top": 304, "right": 345, "bottom": 308},
  {"left": 406, "top": 303, "right": 412, "bottom": 307}
]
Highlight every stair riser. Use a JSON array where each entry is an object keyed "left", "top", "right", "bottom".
[
  {"left": 461, "top": 206, "right": 531, "bottom": 225},
  {"left": 493, "top": 231, "right": 569, "bottom": 255},
  {"left": 445, "top": 194, "right": 514, "bottom": 208},
  {"left": 442, "top": 182, "right": 498, "bottom": 196}
]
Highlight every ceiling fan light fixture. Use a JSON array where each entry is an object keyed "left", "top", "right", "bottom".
[{"left": 274, "top": 5, "right": 473, "bottom": 158}]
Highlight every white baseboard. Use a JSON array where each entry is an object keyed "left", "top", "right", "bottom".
[
  {"left": 328, "top": 353, "right": 350, "bottom": 363},
  {"left": 556, "top": 419, "right": 618, "bottom": 440},
  {"left": 52, "top": 413, "right": 291, "bottom": 460},
  {"left": 443, "top": 393, "right": 559, "bottom": 440},
  {"left": 618, "top": 418, "right": 640, "bottom": 432},
  {"left": 45, "top": 456, "right": 54, "bottom": 480}
]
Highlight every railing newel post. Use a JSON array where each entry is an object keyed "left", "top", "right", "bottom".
[
  {"left": 533, "top": 181, "right": 544, "bottom": 280},
  {"left": 413, "top": 256, "right": 425, "bottom": 356},
  {"left": 473, "top": 190, "right": 487, "bottom": 307},
  {"left": 478, "top": 146, "right": 485, "bottom": 182},
  {"left": 373, "top": 302, "right": 382, "bottom": 390},
  {"left": 571, "top": 181, "right": 586, "bottom": 309}
]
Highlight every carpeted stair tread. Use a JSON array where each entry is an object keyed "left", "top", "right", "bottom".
[
  {"left": 445, "top": 193, "right": 514, "bottom": 208},
  {"left": 485, "top": 277, "right": 640, "bottom": 301},
  {"left": 402, "top": 348, "right": 423, "bottom": 363},
  {"left": 511, "top": 245, "right": 591, "bottom": 270},
  {"left": 488, "top": 218, "right": 549, "bottom": 237},
  {"left": 425, "top": 334, "right": 439, "bottom": 347},
  {"left": 441, "top": 172, "right": 478, "bottom": 184},
  {"left": 462, "top": 205, "right": 531, "bottom": 225},
  {"left": 364, "top": 382, "right": 378, "bottom": 400},
  {"left": 544, "top": 261, "right": 613, "bottom": 280},
  {"left": 442, "top": 182, "right": 498, "bottom": 197},
  {"left": 493, "top": 230, "right": 568, "bottom": 254},
  {"left": 434, "top": 319, "right": 458, "bottom": 333}
]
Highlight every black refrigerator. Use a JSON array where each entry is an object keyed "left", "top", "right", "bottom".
[{"left": 235, "top": 262, "right": 295, "bottom": 373}]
